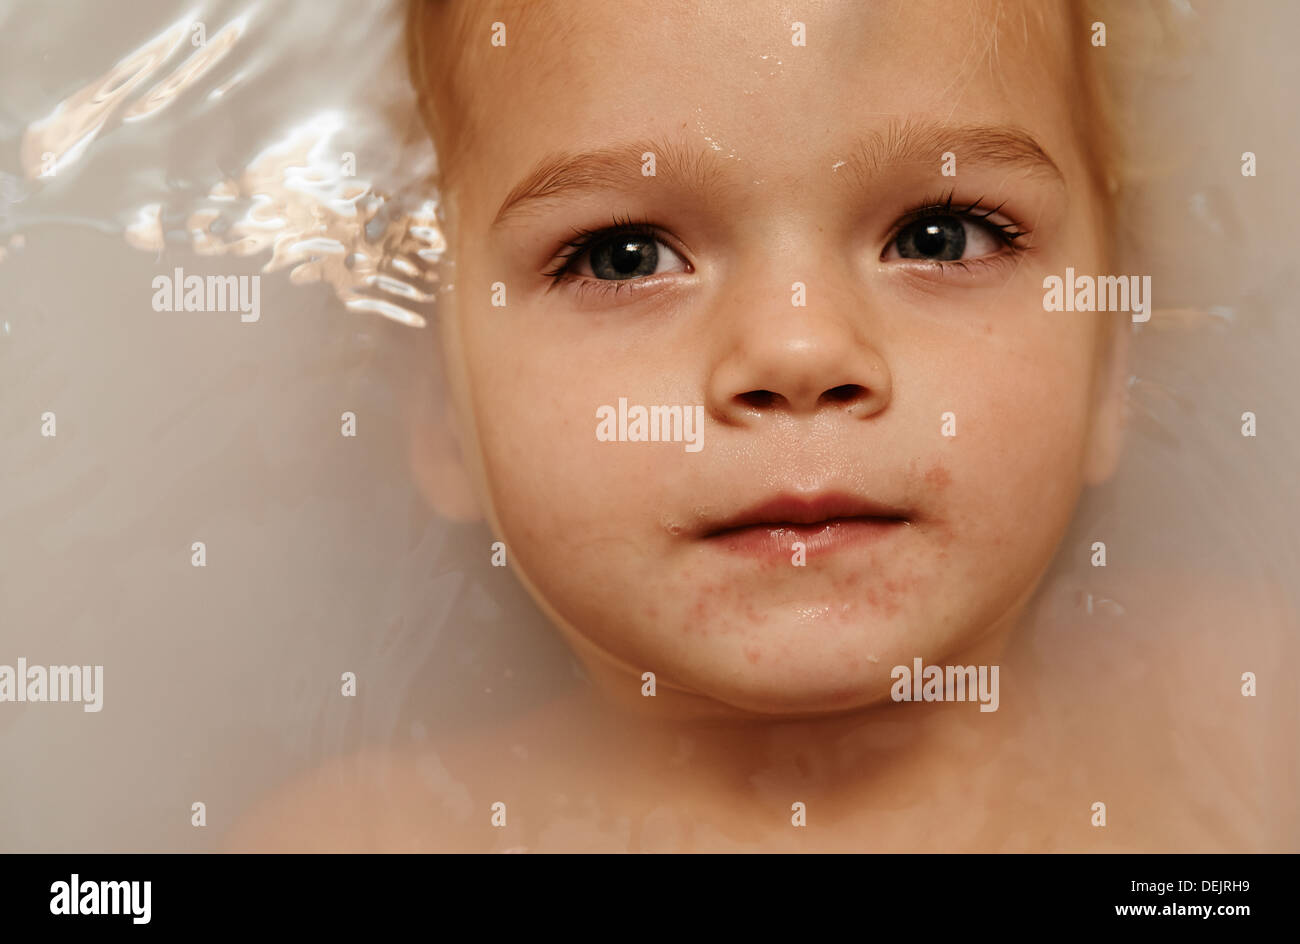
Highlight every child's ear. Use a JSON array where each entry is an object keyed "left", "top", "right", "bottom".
[
  {"left": 409, "top": 385, "right": 482, "bottom": 522},
  {"left": 1082, "top": 317, "right": 1130, "bottom": 486}
]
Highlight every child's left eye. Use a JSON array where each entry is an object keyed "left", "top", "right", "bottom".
[
  {"left": 884, "top": 214, "right": 1003, "bottom": 261},
  {"left": 881, "top": 196, "right": 1029, "bottom": 265}
]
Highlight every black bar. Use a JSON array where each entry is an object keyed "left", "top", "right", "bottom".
[{"left": 1, "top": 853, "right": 1283, "bottom": 931}]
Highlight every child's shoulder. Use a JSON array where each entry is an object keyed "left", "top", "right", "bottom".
[
  {"left": 223, "top": 691, "right": 591, "bottom": 853},
  {"left": 221, "top": 747, "right": 452, "bottom": 852},
  {"left": 1036, "top": 567, "right": 1297, "bottom": 852}
]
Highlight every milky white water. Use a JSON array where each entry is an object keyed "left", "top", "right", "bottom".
[{"left": 0, "top": 0, "right": 1295, "bottom": 851}]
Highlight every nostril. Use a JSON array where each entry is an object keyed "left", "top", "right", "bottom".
[
  {"left": 738, "top": 389, "right": 780, "bottom": 409},
  {"left": 821, "top": 384, "right": 867, "bottom": 405}
]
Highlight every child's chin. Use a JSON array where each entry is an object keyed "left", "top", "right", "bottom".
[
  {"left": 628, "top": 608, "right": 937, "bottom": 716},
  {"left": 680, "top": 657, "right": 903, "bottom": 718}
]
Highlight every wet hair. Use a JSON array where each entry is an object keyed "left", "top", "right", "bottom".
[{"left": 405, "top": 0, "right": 569, "bottom": 192}]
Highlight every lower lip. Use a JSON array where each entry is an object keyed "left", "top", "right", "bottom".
[{"left": 704, "top": 517, "right": 906, "bottom": 559}]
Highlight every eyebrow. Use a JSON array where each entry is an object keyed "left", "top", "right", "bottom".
[
  {"left": 491, "top": 120, "right": 1065, "bottom": 228},
  {"left": 492, "top": 134, "right": 726, "bottom": 228},
  {"left": 841, "top": 120, "right": 1065, "bottom": 188}
]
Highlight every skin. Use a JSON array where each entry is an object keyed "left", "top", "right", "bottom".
[
  {"left": 226, "top": 0, "right": 1300, "bottom": 853},
  {"left": 223, "top": 0, "right": 1297, "bottom": 852},
  {"left": 430, "top": 0, "right": 1124, "bottom": 720}
]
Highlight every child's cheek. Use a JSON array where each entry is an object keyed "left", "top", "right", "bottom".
[
  {"left": 469, "top": 349, "right": 667, "bottom": 550},
  {"left": 938, "top": 342, "right": 1095, "bottom": 574}
]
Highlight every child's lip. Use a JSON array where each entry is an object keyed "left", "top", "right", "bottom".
[
  {"left": 702, "top": 517, "right": 909, "bottom": 559},
  {"left": 697, "top": 492, "right": 912, "bottom": 553}
]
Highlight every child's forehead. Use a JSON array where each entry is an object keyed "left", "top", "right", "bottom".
[
  {"left": 452, "top": 0, "right": 1086, "bottom": 185},
  {"left": 455, "top": 0, "right": 1075, "bottom": 71},
  {"left": 468, "top": 2, "right": 1074, "bottom": 106}
]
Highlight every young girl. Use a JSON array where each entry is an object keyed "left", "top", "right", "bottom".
[{"left": 228, "top": 0, "right": 1295, "bottom": 852}]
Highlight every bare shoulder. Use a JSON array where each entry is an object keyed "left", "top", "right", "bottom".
[
  {"left": 1039, "top": 568, "right": 1297, "bottom": 851},
  {"left": 222, "top": 692, "right": 595, "bottom": 853},
  {"left": 221, "top": 746, "right": 468, "bottom": 852}
]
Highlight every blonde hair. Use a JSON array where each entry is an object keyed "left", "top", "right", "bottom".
[{"left": 406, "top": 0, "right": 567, "bottom": 191}]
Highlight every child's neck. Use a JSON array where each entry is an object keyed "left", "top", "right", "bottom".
[{"left": 563, "top": 606, "right": 1025, "bottom": 813}]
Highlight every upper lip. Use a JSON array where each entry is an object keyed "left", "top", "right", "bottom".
[{"left": 700, "top": 492, "right": 911, "bottom": 537}]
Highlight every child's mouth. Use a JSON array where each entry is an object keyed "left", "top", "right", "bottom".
[{"left": 698, "top": 493, "right": 911, "bottom": 559}]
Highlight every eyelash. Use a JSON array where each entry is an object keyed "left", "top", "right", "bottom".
[
  {"left": 542, "top": 196, "right": 1031, "bottom": 295},
  {"left": 890, "top": 190, "right": 1030, "bottom": 249},
  {"left": 541, "top": 212, "right": 663, "bottom": 294}
]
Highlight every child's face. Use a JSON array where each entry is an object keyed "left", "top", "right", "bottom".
[{"left": 430, "top": 0, "right": 1121, "bottom": 716}]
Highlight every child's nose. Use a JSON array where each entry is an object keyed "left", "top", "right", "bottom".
[{"left": 703, "top": 271, "right": 892, "bottom": 425}]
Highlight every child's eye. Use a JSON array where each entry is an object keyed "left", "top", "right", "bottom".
[
  {"left": 543, "top": 215, "right": 689, "bottom": 289},
  {"left": 568, "top": 232, "right": 687, "bottom": 280},
  {"left": 881, "top": 195, "right": 1028, "bottom": 265},
  {"left": 886, "top": 214, "right": 999, "bottom": 261}
]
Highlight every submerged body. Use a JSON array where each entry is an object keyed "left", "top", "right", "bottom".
[
  {"left": 229, "top": 0, "right": 1294, "bottom": 851},
  {"left": 228, "top": 571, "right": 1291, "bottom": 852}
]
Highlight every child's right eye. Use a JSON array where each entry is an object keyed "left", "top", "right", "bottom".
[
  {"left": 542, "top": 213, "right": 689, "bottom": 291},
  {"left": 552, "top": 230, "right": 687, "bottom": 282}
]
